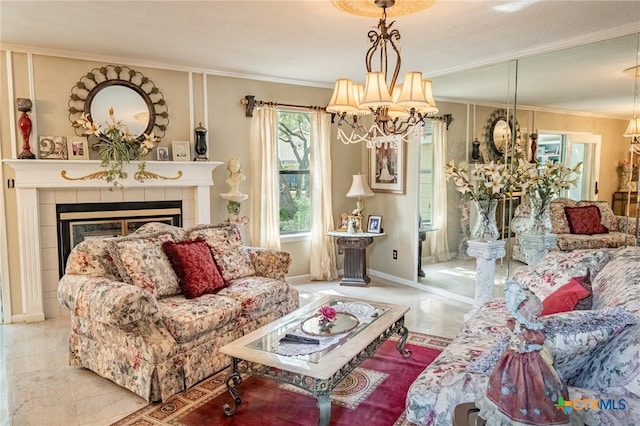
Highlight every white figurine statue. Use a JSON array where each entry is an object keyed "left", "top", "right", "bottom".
[{"left": 223, "top": 157, "right": 246, "bottom": 197}]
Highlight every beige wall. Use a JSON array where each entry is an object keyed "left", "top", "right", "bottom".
[{"left": 0, "top": 48, "right": 633, "bottom": 319}]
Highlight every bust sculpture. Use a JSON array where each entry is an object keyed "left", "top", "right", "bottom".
[{"left": 223, "top": 157, "right": 247, "bottom": 198}]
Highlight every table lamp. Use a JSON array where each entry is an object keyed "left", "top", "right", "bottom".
[{"left": 346, "top": 174, "right": 374, "bottom": 231}]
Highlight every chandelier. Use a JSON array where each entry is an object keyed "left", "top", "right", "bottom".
[{"left": 326, "top": 0, "right": 438, "bottom": 148}]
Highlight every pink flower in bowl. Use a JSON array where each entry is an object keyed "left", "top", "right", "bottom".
[{"left": 318, "top": 306, "right": 337, "bottom": 322}]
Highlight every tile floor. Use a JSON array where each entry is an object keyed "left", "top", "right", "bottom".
[{"left": 1, "top": 262, "right": 480, "bottom": 426}]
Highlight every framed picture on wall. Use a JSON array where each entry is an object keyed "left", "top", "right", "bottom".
[
  {"left": 172, "top": 141, "right": 190, "bottom": 161},
  {"left": 369, "top": 135, "right": 405, "bottom": 194},
  {"left": 67, "top": 137, "right": 89, "bottom": 160}
]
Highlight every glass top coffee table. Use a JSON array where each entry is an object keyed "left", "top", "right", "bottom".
[{"left": 219, "top": 295, "right": 410, "bottom": 425}]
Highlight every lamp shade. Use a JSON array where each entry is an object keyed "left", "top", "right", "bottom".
[
  {"left": 387, "top": 85, "right": 410, "bottom": 119},
  {"left": 417, "top": 79, "right": 439, "bottom": 115},
  {"left": 396, "top": 71, "right": 429, "bottom": 108},
  {"left": 624, "top": 117, "right": 640, "bottom": 138},
  {"left": 346, "top": 174, "right": 374, "bottom": 198},
  {"left": 326, "top": 78, "right": 359, "bottom": 114},
  {"left": 360, "top": 72, "right": 393, "bottom": 109}
]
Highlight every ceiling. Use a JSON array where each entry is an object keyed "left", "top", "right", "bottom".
[{"left": 1, "top": 1, "right": 640, "bottom": 119}]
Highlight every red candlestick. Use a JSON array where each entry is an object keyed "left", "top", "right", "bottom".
[{"left": 16, "top": 98, "right": 36, "bottom": 159}]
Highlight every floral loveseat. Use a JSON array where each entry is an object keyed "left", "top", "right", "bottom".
[
  {"left": 511, "top": 198, "right": 636, "bottom": 264},
  {"left": 405, "top": 247, "right": 640, "bottom": 425},
  {"left": 57, "top": 222, "right": 299, "bottom": 402}
]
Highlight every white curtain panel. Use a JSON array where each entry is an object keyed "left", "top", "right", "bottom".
[
  {"left": 309, "top": 111, "right": 338, "bottom": 280},
  {"left": 249, "top": 107, "right": 281, "bottom": 249},
  {"left": 430, "top": 120, "right": 451, "bottom": 262}
]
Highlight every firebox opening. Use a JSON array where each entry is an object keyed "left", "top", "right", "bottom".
[{"left": 56, "top": 201, "right": 182, "bottom": 278}]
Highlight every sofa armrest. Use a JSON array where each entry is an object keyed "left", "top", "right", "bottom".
[
  {"left": 58, "top": 274, "right": 160, "bottom": 327},
  {"left": 246, "top": 247, "right": 291, "bottom": 280},
  {"left": 615, "top": 215, "right": 638, "bottom": 235}
]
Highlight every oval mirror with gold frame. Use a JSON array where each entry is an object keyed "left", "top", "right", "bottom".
[
  {"left": 485, "top": 108, "right": 522, "bottom": 160},
  {"left": 68, "top": 65, "right": 169, "bottom": 141}
]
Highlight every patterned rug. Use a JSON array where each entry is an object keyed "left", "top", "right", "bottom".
[{"left": 112, "top": 332, "right": 451, "bottom": 426}]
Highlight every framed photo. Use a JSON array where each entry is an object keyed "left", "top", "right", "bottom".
[
  {"left": 369, "top": 135, "right": 405, "bottom": 194},
  {"left": 39, "top": 136, "right": 68, "bottom": 159},
  {"left": 338, "top": 212, "right": 349, "bottom": 230},
  {"left": 67, "top": 137, "right": 89, "bottom": 160},
  {"left": 156, "top": 146, "right": 170, "bottom": 161},
  {"left": 172, "top": 141, "right": 190, "bottom": 161},
  {"left": 367, "top": 215, "right": 383, "bottom": 233}
]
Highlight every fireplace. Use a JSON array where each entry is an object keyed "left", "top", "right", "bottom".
[
  {"left": 56, "top": 201, "right": 182, "bottom": 278},
  {"left": 4, "top": 159, "right": 223, "bottom": 322}
]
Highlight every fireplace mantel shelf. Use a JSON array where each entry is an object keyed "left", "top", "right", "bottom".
[{"left": 4, "top": 159, "right": 223, "bottom": 189}]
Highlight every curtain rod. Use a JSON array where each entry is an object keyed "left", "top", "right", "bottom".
[
  {"left": 240, "top": 94, "right": 453, "bottom": 129},
  {"left": 241, "top": 95, "right": 326, "bottom": 117}
]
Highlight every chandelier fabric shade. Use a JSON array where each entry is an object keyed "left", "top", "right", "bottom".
[
  {"left": 327, "top": 0, "right": 438, "bottom": 147},
  {"left": 624, "top": 117, "right": 640, "bottom": 138}
]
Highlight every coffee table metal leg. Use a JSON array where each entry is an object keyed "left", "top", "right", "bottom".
[
  {"left": 317, "top": 393, "right": 331, "bottom": 426},
  {"left": 396, "top": 325, "right": 411, "bottom": 358},
  {"left": 223, "top": 358, "right": 243, "bottom": 416}
]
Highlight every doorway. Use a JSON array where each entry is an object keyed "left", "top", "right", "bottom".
[{"left": 566, "top": 134, "right": 601, "bottom": 200}]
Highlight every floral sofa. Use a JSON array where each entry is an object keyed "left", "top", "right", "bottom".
[
  {"left": 511, "top": 197, "right": 636, "bottom": 263},
  {"left": 57, "top": 222, "right": 299, "bottom": 402},
  {"left": 405, "top": 247, "right": 640, "bottom": 425}
]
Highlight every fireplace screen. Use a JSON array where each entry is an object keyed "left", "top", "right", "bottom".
[{"left": 57, "top": 201, "right": 182, "bottom": 278}]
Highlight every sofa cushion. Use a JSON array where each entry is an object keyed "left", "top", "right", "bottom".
[
  {"left": 511, "top": 248, "right": 614, "bottom": 300},
  {"left": 577, "top": 200, "right": 617, "bottom": 231},
  {"left": 565, "top": 205, "right": 609, "bottom": 235},
  {"left": 550, "top": 200, "right": 574, "bottom": 234},
  {"left": 570, "top": 324, "right": 640, "bottom": 399},
  {"left": 109, "top": 232, "right": 181, "bottom": 298},
  {"left": 592, "top": 246, "right": 640, "bottom": 314},
  {"left": 187, "top": 224, "right": 256, "bottom": 281},
  {"left": 65, "top": 238, "right": 121, "bottom": 279},
  {"left": 541, "top": 279, "right": 591, "bottom": 316},
  {"left": 157, "top": 294, "right": 242, "bottom": 343},
  {"left": 217, "top": 276, "right": 291, "bottom": 315},
  {"left": 162, "top": 238, "right": 227, "bottom": 298},
  {"left": 555, "top": 232, "right": 633, "bottom": 251},
  {"left": 134, "top": 222, "right": 188, "bottom": 241}
]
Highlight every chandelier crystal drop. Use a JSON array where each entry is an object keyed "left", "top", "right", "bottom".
[{"left": 327, "top": 0, "right": 438, "bottom": 148}]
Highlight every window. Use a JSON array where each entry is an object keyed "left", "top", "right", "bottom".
[
  {"left": 278, "top": 111, "right": 311, "bottom": 234},
  {"left": 419, "top": 122, "right": 434, "bottom": 227}
]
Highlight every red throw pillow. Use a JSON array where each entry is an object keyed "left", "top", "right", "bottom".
[
  {"left": 564, "top": 205, "right": 609, "bottom": 235},
  {"left": 162, "top": 238, "right": 226, "bottom": 298},
  {"left": 541, "top": 279, "right": 591, "bottom": 316}
]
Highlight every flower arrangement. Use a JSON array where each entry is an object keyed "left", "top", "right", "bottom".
[
  {"left": 519, "top": 160, "right": 582, "bottom": 201},
  {"left": 618, "top": 160, "right": 631, "bottom": 172},
  {"left": 73, "top": 108, "right": 158, "bottom": 187},
  {"left": 444, "top": 160, "right": 526, "bottom": 202}
]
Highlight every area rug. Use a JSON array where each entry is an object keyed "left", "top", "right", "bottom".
[{"left": 112, "top": 332, "right": 451, "bottom": 426}]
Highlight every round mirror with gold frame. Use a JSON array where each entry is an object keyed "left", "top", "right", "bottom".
[
  {"left": 68, "top": 65, "right": 169, "bottom": 141},
  {"left": 485, "top": 108, "right": 522, "bottom": 160}
]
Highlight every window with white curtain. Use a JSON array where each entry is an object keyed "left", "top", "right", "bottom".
[
  {"left": 278, "top": 111, "right": 311, "bottom": 234},
  {"left": 419, "top": 122, "right": 434, "bottom": 226}
]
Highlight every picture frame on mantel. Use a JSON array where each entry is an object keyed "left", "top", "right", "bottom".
[
  {"left": 172, "top": 141, "right": 190, "bottom": 161},
  {"left": 67, "top": 137, "right": 89, "bottom": 160},
  {"left": 369, "top": 135, "right": 405, "bottom": 194}
]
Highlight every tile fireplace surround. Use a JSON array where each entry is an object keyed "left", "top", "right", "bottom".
[{"left": 4, "top": 159, "right": 223, "bottom": 323}]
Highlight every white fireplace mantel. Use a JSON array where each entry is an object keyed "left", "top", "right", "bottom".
[{"left": 4, "top": 159, "right": 223, "bottom": 322}]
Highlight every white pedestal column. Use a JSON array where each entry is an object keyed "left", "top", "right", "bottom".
[
  {"left": 467, "top": 240, "right": 506, "bottom": 309},
  {"left": 519, "top": 233, "right": 557, "bottom": 265}
]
